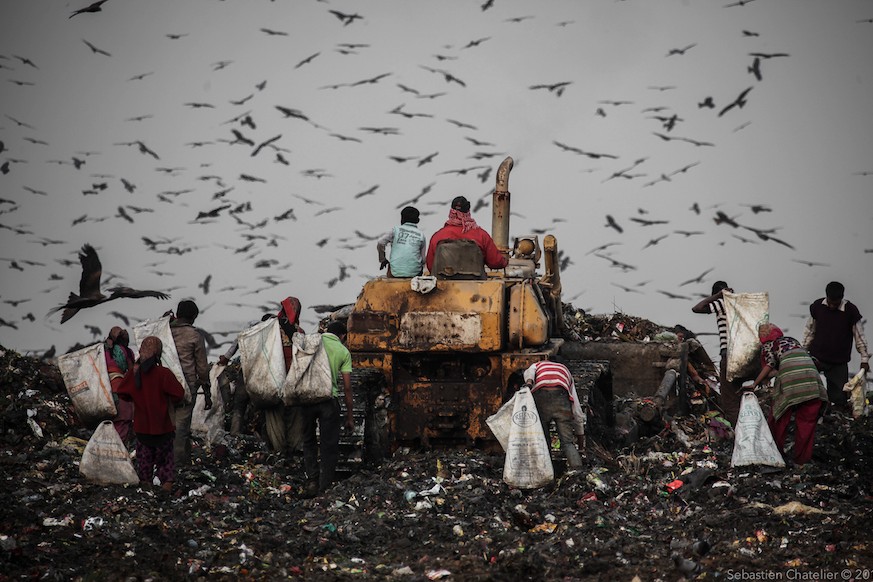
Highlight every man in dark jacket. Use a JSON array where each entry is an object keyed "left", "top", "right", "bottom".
[
  {"left": 803, "top": 281, "right": 869, "bottom": 411},
  {"left": 170, "top": 300, "right": 212, "bottom": 466}
]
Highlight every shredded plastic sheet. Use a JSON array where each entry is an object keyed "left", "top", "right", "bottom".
[
  {"left": 133, "top": 316, "right": 191, "bottom": 403},
  {"left": 238, "top": 318, "right": 285, "bottom": 407},
  {"left": 57, "top": 342, "right": 115, "bottom": 427},
  {"left": 723, "top": 291, "right": 769, "bottom": 382},
  {"left": 192, "top": 364, "right": 227, "bottom": 445},
  {"left": 843, "top": 369, "right": 868, "bottom": 419}
]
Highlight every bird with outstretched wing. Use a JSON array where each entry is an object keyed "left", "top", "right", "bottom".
[{"left": 49, "top": 244, "right": 170, "bottom": 323}]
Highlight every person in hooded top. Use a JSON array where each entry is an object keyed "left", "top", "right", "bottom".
[
  {"left": 751, "top": 323, "right": 828, "bottom": 466},
  {"left": 425, "top": 195, "right": 508, "bottom": 274},
  {"left": 115, "top": 336, "right": 185, "bottom": 490},
  {"left": 264, "top": 297, "right": 306, "bottom": 458},
  {"left": 377, "top": 206, "right": 427, "bottom": 278},
  {"left": 105, "top": 326, "right": 135, "bottom": 446}
]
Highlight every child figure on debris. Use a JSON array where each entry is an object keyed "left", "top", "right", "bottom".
[{"left": 115, "top": 336, "right": 185, "bottom": 491}]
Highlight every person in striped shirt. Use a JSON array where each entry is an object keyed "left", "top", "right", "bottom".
[
  {"left": 522, "top": 357, "right": 585, "bottom": 470},
  {"left": 692, "top": 280, "right": 742, "bottom": 427}
]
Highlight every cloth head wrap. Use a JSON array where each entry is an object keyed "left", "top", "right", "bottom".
[
  {"left": 135, "top": 336, "right": 163, "bottom": 389},
  {"left": 445, "top": 208, "right": 479, "bottom": 233},
  {"left": 758, "top": 323, "right": 783, "bottom": 344}
]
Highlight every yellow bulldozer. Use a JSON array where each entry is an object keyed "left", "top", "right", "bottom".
[{"left": 343, "top": 157, "right": 612, "bottom": 463}]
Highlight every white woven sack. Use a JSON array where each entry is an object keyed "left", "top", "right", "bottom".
[
  {"left": 238, "top": 318, "right": 285, "bottom": 407},
  {"left": 283, "top": 332, "right": 333, "bottom": 405},
  {"left": 79, "top": 420, "right": 139, "bottom": 485},
  {"left": 731, "top": 392, "right": 785, "bottom": 468},
  {"left": 57, "top": 343, "right": 116, "bottom": 428},
  {"left": 132, "top": 316, "right": 191, "bottom": 403},
  {"left": 503, "top": 388, "right": 554, "bottom": 488},
  {"left": 723, "top": 291, "right": 769, "bottom": 382}
]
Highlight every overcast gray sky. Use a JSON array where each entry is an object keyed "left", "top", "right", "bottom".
[{"left": 1, "top": 0, "right": 871, "bottom": 368}]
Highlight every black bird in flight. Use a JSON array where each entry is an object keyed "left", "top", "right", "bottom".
[
  {"left": 69, "top": 0, "right": 109, "bottom": 18},
  {"left": 553, "top": 140, "right": 618, "bottom": 159},
  {"left": 251, "top": 134, "right": 282, "bottom": 157},
  {"left": 718, "top": 86, "right": 753, "bottom": 117},
  {"left": 604, "top": 215, "right": 623, "bottom": 233},
  {"left": 49, "top": 244, "right": 170, "bottom": 323},
  {"left": 295, "top": 52, "right": 320, "bottom": 69},
  {"left": 725, "top": 0, "right": 756, "bottom": 6},
  {"left": 328, "top": 10, "right": 363, "bottom": 26},
  {"left": 679, "top": 267, "right": 714, "bottom": 287},
  {"left": 529, "top": 81, "right": 572, "bottom": 97},
  {"left": 698, "top": 96, "right": 715, "bottom": 109},
  {"left": 666, "top": 43, "right": 697, "bottom": 56},
  {"left": 82, "top": 39, "right": 111, "bottom": 56},
  {"left": 652, "top": 132, "right": 714, "bottom": 147},
  {"left": 749, "top": 51, "right": 790, "bottom": 59},
  {"left": 748, "top": 57, "right": 762, "bottom": 81}
]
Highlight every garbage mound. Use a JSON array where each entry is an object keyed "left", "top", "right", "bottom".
[
  {"left": 2, "top": 345, "right": 873, "bottom": 580},
  {"left": 562, "top": 305, "right": 672, "bottom": 342}
]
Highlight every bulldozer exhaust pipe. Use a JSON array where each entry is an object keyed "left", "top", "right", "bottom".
[{"left": 492, "top": 156, "right": 513, "bottom": 255}]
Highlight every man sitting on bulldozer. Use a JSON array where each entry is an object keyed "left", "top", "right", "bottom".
[{"left": 425, "top": 195, "right": 508, "bottom": 279}]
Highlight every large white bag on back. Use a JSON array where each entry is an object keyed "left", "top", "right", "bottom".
[
  {"left": 503, "top": 388, "right": 554, "bottom": 489},
  {"left": 238, "top": 318, "right": 286, "bottom": 407},
  {"left": 133, "top": 316, "right": 191, "bottom": 403},
  {"left": 283, "top": 332, "right": 333, "bottom": 405},
  {"left": 57, "top": 343, "right": 115, "bottom": 428},
  {"left": 731, "top": 392, "right": 785, "bottom": 468},
  {"left": 723, "top": 291, "right": 769, "bottom": 382}
]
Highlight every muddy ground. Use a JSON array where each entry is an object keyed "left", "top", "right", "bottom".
[{"left": 1, "top": 345, "right": 872, "bottom": 581}]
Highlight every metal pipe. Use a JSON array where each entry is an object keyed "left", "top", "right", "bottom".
[{"left": 492, "top": 156, "right": 513, "bottom": 254}]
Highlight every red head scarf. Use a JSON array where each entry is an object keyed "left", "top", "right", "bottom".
[
  {"left": 278, "top": 297, "right": 301, "bottom": 325},
  {"left": 758, "top": 323, "right": 783, "bottom": 344},
  {"left": 444, "top": 208, "right": 479, "bottom": 233}
]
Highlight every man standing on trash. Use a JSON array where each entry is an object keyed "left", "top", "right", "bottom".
[
  {"left": 802, "top": 281, "right": 869, "bottom": 413},
  {"left": 522, "top": 356, "right": 585, "bottom": 471},
  {"left": 425, "top": 195, "right": 508, "bottom": 273},
  {"left": 302, "top": 320, "right": 354, "bottom": 497},
  {"left": 169, "top": 300, "right": 212, "bottom": 467},
  {"left": 692, "top": 280, "right": 742, "bottom": 428},
  {"left": 376, "top": 206, "right": 427, "bottom": 278}
]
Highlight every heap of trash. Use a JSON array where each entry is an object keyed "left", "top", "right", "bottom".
[
  {"left": 2, "top": 344, "right": 872, "bottom": 580},
  {"left": 562, "top": 305, "right": 672, "bottom": 343}
]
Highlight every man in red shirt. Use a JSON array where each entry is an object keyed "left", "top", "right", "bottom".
[{"left": 425, "top": 196, "right": 508, "bottom": 274}]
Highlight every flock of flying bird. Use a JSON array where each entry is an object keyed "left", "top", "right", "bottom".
[{"left": 1, "top": 0, "right": 871, "bottom": 354}]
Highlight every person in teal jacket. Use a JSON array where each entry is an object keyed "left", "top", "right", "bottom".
[{"left": 376, "top": 206, "right": 426, "bottom": 277}]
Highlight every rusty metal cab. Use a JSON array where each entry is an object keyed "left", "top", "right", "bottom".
[{"left": 347, "top": 157, "right": 567, "bottom": 449}]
